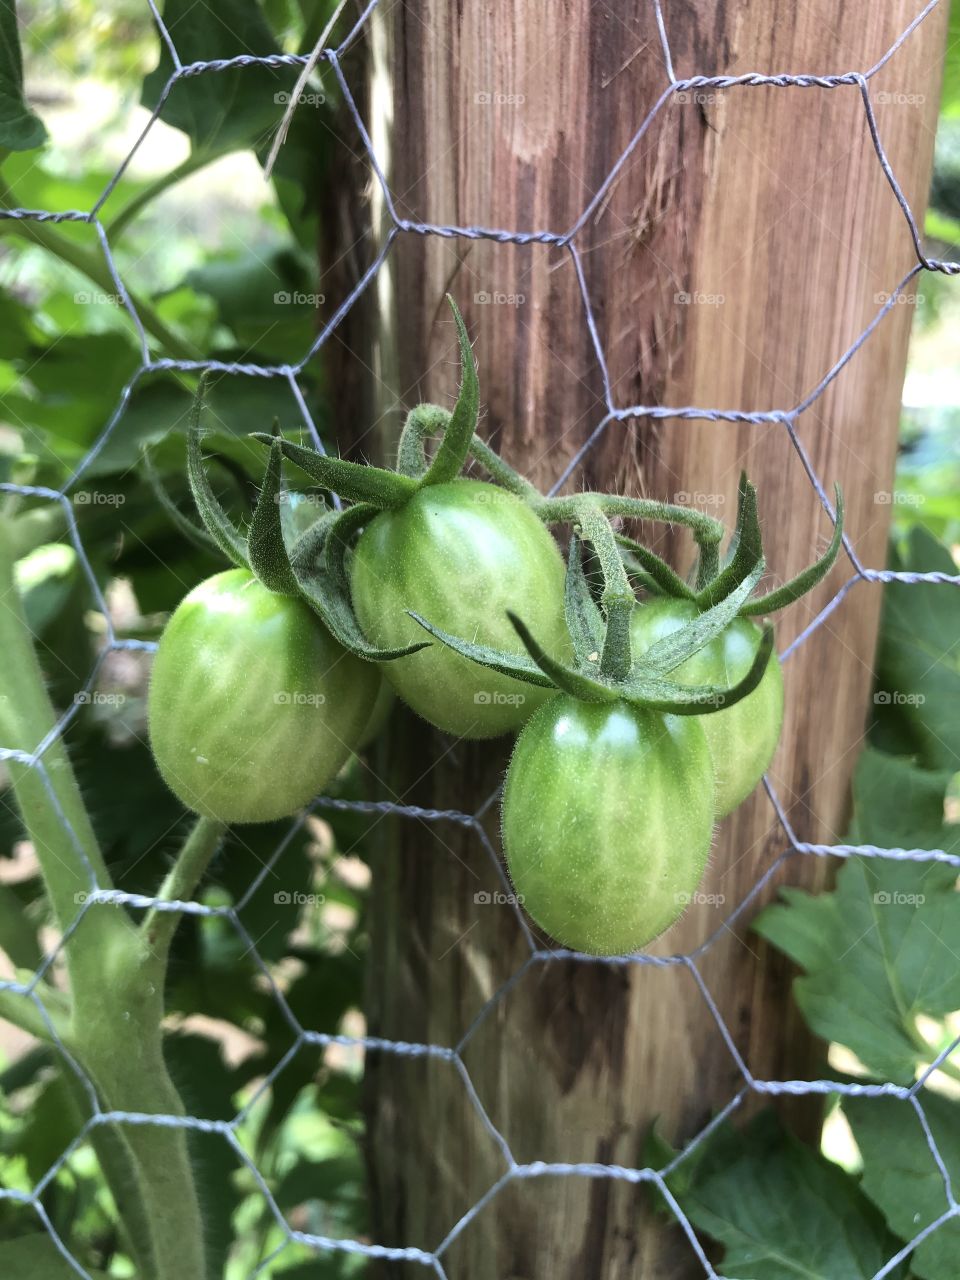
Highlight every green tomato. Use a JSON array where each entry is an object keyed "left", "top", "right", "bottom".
[
  {"left": 148, "top": 569, "right": 377, "bottom": 824},
  {"left": 350, "top": 478, "right": 567, "bottom": 738},
  {"left": 630, "top": 598, "right": 784, "bottom": 817},
  {"left": 501, "top": 696, "right": 715, "bottom": 955}
]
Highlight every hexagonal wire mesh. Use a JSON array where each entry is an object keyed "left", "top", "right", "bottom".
[{"left": 1, "top": 0, "right": 960, "bottom": 1275}]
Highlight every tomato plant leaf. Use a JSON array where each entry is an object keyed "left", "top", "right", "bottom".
[
  {"left": 141, "top": 442, "right": 221, "bottom": 555},
  {"left": 0, "top": 0, "right": 47, "bottom": 151},
  {"left": 874, "top": 525, "right": 960, "bottom": 770},
  {"left": 696, "top": 475, "right": 762, "bottom": 608},
  {"left": 408, "top": 611, "right": 555, "bottom": 688},
  {"left": 187, "top": 375, "right": 249, "bottom": 568},
  {"left": 617, "top": 532, "right": 696, "bottom": 599},
  {"left": 290, "top": 506, "right": 428, "bottom": 660},
  {"left": 741, "top": 484, "right": 844, "bottom": 616},
  {"left": 508, "top": 610, "right": 620, "bottom": 701},
  {"left": 638, "top": 560, "right": 765, "bottom": 677},
  {"left": 654, "top": 1110, "right": 906, "bottom": 1280},
  {"left": 755, "top": 751, "right": 960, "bottom": 1084},
  {"left": 255, "top": 435, "right": 418, "bottom": 509},
  {"left": 419, "top": 296, "right": 479, "bottom": 487},
  {"left": 247, "top": 435, "right": 301, "bottom": 595},
  {"left": 0, "top": 1234, "right": 109, "bottom": 1279},
  {"left": 563, "top": 532, "right": 604, "bottom": 657},
  {"left": 844, "top": 1090, "right": 960, "bottom": 1280},
  {"left": 623, "top": 624, "right": 775, "bottom": 715}
]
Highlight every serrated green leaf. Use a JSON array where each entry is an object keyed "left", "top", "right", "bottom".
[
  {"left": 844, "top": 1090, "right": 960, "bottom": 1280},
  {"left": 420, "top": 296, "right": 479, "bottom": 487},
  {"left": 656, "top": 1110, "right": 903, "bottom": 1280},
  {"left": 407, "top": 611, "right": 554, "bottom": 688},
  {"left": 755, "top": 752, "right": 960, "bottom": 1085},
  {"left": 247, "top": 436, "right": 300, "bottom": 594},
  {"left": 638, "top": 560, "right": 765, "bottom": 677},
  {"left": 874, "top": 526, "right": 960, "bottom": 771},
  {"left": 563, "top": 532, "right": 604, "bottom": 658}
]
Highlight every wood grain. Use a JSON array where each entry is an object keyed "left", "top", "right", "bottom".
[{"left": 354, "top": 3, "right": 947, "bottom": 1275}]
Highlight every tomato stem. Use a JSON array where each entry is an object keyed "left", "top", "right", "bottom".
[{"left": 141, "top": 816, "right": 226, "bottom": 971}]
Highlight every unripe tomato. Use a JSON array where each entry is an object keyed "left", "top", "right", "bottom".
[
  {"left": 630, "top": 599, "right": 784, "bottom": 817},
  {"left": 349, "top": 478, "right": 567, "bottom": 739},
  {"left": 501, "top": 696, "right": 715, "bottom": 955},
  {"left": 148, "top": 569, "right": 378, "bottom": 824}
]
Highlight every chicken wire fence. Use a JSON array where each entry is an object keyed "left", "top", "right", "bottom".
[{"left": 1, "top": 0, "right": 960, "bottom": 1275}]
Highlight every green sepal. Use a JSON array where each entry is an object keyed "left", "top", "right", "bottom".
[
  {"left": 187, "top": 374, "right": 249, "bottom": 569},
  {"left": 419, "top": 296, "right": 479, "bottom": 488},
  {"left": 507, "top": 612, "right": 620, "bottom": 703},
  {"left": 396, "top": 404, "right": 450, "bottom": 477},
  {"left": 619, "top": 623, "right": 776, "bottom": 715},
  {"left": 290, "top": 505, "right": 428, "bottom": 661},
  {"left": 407, "top": 612, "right": 555, "bottom": 688},
  {"left": 140, "top": 443, "right": 220, "bottom": 557},
  {"left": 695, "top": 475, "right": 762, "bottom": 609},
  {"left": 246, "top": 436, "right": 301, "bottom": 595},
  {"left": 639, "top": 560, "right": 766, "bottom": 678},
  {"left": 251, "top": 435, "right": 417, "bottom": 509},
  {"left": 740, "top": 485, "right": 845, "bottom": 616},
  {"left": 616, "top": 533, "right": 696, "bottom": 600},
  {"left": 564, "top": 533, "right": 604, "bottom": 660},
  {"left": 694, "top": 539, "right": 721, "bottom": 591}
]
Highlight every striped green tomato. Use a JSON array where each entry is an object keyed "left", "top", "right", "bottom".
[
  {"left": 148, "top": 569, "right": 377, "bottom": 824},
  {"left": 630, "top": 599, "right": 784, "bottom": 817},
  {"left": 501, "top": 696, "right": 715, "bottom": 955},
  {"left": 350, "top": 478, "right": 567, "bottom": 739}
]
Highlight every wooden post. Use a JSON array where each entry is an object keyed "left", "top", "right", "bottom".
[{"left": 357, "top": 3, "right": 946, "bottom": 1274}]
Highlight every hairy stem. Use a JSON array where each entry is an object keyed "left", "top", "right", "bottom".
[{"left": 141, "top": 815, "right": 226, "bottom": 971}]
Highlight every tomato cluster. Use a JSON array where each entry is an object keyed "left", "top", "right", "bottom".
[{"left": 147, "top": 301, "right": 843, "bottom": 956}]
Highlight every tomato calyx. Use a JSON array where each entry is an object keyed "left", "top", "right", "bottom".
[
  {"left": 153, "top": 373, "right": 426, "bottom": 664},
  {"left": 411, "top": 527, "right": 775, "bottom": 718}
]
